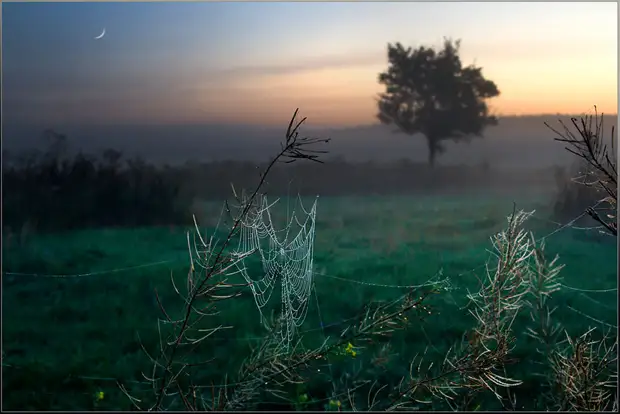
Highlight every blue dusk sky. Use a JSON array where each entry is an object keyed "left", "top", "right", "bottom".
[{"left": 2, "top": 1, "right": 618, "bottom": 127}]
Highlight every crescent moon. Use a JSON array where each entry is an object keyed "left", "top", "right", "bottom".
[{"left": 94, "top": 28, "right": 106, "bottom": 40}]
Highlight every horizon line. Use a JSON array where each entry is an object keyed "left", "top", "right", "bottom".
[{"left": 5, "top": 111, "right": 618, "bottom": 130}]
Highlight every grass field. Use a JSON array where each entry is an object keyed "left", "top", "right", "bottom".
[{"left": 2, "top": 193, "right": 617, "bottom": 410}]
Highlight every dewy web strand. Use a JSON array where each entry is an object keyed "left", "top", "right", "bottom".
[{"left": 230, "top": 195, "right": 318, "bottom": 351}]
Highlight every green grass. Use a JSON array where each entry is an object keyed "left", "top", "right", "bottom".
[{"left": 2, "top": 194, "right": 617, "bottom": 410}]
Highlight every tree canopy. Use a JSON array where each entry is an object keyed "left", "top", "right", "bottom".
[{"left": 377, "top": 39, "right": 500, "bottom": 166}]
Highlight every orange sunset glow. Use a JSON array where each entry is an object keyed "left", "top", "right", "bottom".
[{"left": 4, "top": 1, "right": 618, "bottom": 127}]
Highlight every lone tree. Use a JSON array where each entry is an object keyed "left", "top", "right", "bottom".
[{"left": 377, "top": 39, "right": 500, "bottom": 166}]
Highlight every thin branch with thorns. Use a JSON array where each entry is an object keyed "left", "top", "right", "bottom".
[{"left": 545, "top": 106, "right": 617, "bottom": 236}]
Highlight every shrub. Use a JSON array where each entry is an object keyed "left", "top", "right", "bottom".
[{"left": 2, "top": 131, "right": 190, "bottom": 233}]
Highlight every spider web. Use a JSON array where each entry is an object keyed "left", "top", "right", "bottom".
[{"left": 233, "top": 195, "right": 318, "bottom": 351}]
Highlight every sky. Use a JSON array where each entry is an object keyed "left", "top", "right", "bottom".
[{"left": 3, "top": 1, "right": 618, "bottom": 128}]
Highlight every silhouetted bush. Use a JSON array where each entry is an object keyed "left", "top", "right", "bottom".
[{"left": 2, "top": 130, "right": 189, "bottom": 233}]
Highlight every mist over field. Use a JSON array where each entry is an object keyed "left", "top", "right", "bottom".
[{"left": 5, "top": 114, "right": 616, "bottom": 169}]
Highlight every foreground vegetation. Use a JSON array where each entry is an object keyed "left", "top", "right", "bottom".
[
  {"left": 3, "top": 193, "right": 616, "bottom": 410},
  {"left": 3, "top": 109, "right": 617, "bottom": 411}
]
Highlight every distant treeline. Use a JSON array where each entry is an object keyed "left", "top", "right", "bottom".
[
  {"left": 3, "top": 131, "right": 563, "bottom": 233},
  {"left": 3, "top": 133, "right": 188, "bottom": 233}
]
